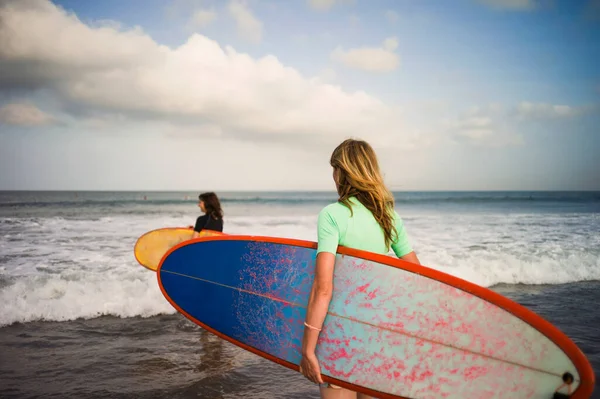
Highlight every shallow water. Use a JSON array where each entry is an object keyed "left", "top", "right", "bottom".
[
  {"left": 1, "top": 191, "right": 598, "bottom": 398},
  {"left": 1, "top": 282, "right": 598, "bottom": 398}
]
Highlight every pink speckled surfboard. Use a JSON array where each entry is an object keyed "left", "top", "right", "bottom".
[{"left": 157, "top": 235, "right": 595, "bottom": 399}]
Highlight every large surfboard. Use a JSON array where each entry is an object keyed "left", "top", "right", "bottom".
[
  {"left": 157, "top": 235, "right": 595, "bottom": 399},
  {"left": 134, "top": 227, "right": 224, "bottom": 271}
]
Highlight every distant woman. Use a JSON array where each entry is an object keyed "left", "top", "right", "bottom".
[
  {"left": 299, "top": 139, "right": 420, "bottom": 399},
  {"left": 192, "top": 192, "right": 224, "bottom": 238}
]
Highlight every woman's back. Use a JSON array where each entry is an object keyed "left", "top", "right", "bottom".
[{"left": 317, "top": 196, "right": 413, "bottom": 258}]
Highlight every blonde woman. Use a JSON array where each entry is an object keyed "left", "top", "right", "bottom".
[{"left": 299, "top": 139, "right": 421, "bottom": 399}]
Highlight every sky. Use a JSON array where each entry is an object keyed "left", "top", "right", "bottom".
[{"left": 0, "top": 0, "right": 598, "bottom": 191}]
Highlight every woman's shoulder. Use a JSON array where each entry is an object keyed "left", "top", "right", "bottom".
[
  {"left": 318, "top": 201, "right": 351, "bottom": 219},
  {"left": 320, "top": 200, "right": 347, "bottom": 211}
]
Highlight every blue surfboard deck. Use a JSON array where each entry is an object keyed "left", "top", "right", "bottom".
[{"left": 157, "top": 236, "right": 594, "bottom": 399}]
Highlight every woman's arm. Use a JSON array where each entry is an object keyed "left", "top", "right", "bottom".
[
  {"left": 300, "top": 251, "right": 335, "bottom": 384},
  {"left": 391, "top": 212, "right": 420, "bottom": 264},
  {"left": 191, "top": 215, "right": 207, "bottom": 239},
  {"left": 302, "top": 251, "right": 335, "bottom": 355},
  {"left": 300, "top": 207, "right": 339, "bottom": 384},
  {"left": 400, "top": 250, "right": 420, "bottom": 265}
]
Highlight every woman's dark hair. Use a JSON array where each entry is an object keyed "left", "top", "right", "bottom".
[{"left": 199, "top": 192, "right": 223, "bottom": 220}]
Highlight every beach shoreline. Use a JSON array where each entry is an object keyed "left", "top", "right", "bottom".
[
  {"left": 1, "top": 281, "right": 598, "bottom": 398},
  {"left": 1, "top": 191, "right": 598, "bottom": 398}
]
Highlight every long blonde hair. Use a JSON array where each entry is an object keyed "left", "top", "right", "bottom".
[{"left": 330, "top": 139, "right": 397, "bottom": 250}]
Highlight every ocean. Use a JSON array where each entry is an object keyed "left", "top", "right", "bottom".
[{"left": 0, "top": 190, "right": 599, "bottom": 398}]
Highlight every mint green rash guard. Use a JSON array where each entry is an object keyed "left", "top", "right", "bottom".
[{"left": 316, "top": 196, "right": 413, "bottom": 257}]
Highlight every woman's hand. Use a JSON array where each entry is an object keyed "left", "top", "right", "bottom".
[{"left": 299, "top": 351, "right": 323, "bottom": 384}]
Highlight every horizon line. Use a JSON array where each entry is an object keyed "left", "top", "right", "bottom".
[{"left": 1, "top": 189, "right": 599, "bottom": 193}]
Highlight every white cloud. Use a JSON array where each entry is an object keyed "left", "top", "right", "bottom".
[
  {"left": 444, "top": 100, "right": 595, "bottom": 147},
  {"left": 0, "top": 1, "right": 162, "bottom": 76},
  {"left": 445, "top": 105, "right": 524, "bottom": 147},
  {"left": 331, "top": 37, "right": 400, "bottom": 73},
  {"left": 0, "top": 0, "right": 412, "bottom": 149},
  {"left": 516, "top": 102, "right": 588, "bottom": 119},
  {"left": 227, "top": 0, "right": 263, "bottom": 43},
  {"left": 308, "top": 0, "right": 336, "bottom": 11},
  {"left": 77, "top": 113, "right": 128, "bottom": 130},
  {"left": 188, "top": 8, "right": 217, "bottom": 30},
  {"left": 164, "top": 122, "right": 224, "bottom": 139},
  {"left": 444, "top": 101, "right": 596, "bottom": 147},
  {"left": 317, "top": 67, "right": 337, "bottom": 83},
  {"left": 382, "top": 37, "right": 399, "bottom": 51},
  {"left": 455, "top": 116, "right": 496, "bottom": 140},
  {"left": 385, "top": 10, "right": 399, "bottom": 24},
  {"left": 0, "top": 103, "right": 55, "bottom": 126},
  {"left": 474, "top": 0, "right": 537, "bottom": 11},
  {"left": 307, "top": 0, "right": 354, "bottom": 11}
]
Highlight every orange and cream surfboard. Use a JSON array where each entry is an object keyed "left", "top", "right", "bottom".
[{"left": 134, "top": 227, "right": 224, "bottom": 271}]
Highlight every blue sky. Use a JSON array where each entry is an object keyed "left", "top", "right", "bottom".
[{"left": 0, "top": 0, "right": 598, "bottom": 191}]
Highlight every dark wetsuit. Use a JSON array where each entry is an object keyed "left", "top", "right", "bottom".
[{"left": 194, "top": 214, "right": 223, "bottom": 233}]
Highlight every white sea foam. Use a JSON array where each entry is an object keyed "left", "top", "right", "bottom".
[{"left": 0, "top": 207, "right": 599, "bottom": 326}]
